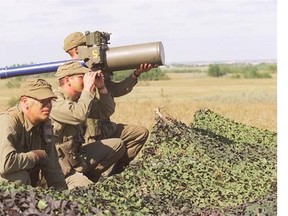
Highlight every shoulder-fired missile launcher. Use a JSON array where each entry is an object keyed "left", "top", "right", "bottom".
[{"left": 0, "top": 30, "right": 165, "bottom": 79}]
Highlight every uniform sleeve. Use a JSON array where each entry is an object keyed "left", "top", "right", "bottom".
[
  {"left": 50, "top": 90, "right": 95, "bottom": 125},
  {"left": 105, "top": 75, "right": 137, "bottom": 98},
  {"left": 0, "top": 114, "right": 38, "bottom": 175},
  {"left": 88, "top": 93, "right": 116, "bottom": 119},
  {"left": 51, "top": 89, "right": 115, "bottom": 124},
  {"left": 41, "top": 141, "right": 68, "bottom": 190}
]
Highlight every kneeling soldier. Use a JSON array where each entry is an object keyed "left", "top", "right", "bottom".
[{"left": 0, "top": 79, "right": 67, "bottom": 189}]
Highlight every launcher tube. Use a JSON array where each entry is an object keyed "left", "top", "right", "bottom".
[{"left": 0, "top": 60, "right": 85, "bottom": 79}]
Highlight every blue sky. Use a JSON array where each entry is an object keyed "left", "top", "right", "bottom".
[{"left": 0, "top": 0, "right": 276, "bottom": 67}]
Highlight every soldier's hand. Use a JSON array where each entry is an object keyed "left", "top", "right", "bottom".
[
  {"left": 83, "top": 72, "right": 98, "bottom": 92},
  {"left": 93, "top": 70, "right": 108, "bottom": 93},
  {"left": 94, "top": 70, "right": 105, "bottom": 89},
  {"left": 133, "top": 63, "right": 153, "bottom": 78},
  {"left": 32, "top": 150, "right": 49, "bottom": 166}
]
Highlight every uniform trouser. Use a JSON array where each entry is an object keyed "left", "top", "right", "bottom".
[
  {"left": 108, "top": 124, "right": 149, "bottom": 175},
  {"left": 65, "top": 138, "right": 125, "bottom": 190}
]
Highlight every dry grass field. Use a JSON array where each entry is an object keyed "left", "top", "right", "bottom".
[
  {"left": 112, "top": 73, "right": 277, "bottom": 132},
  {"left": 0, "top": 72, "right": 277, "bottom": 132}
]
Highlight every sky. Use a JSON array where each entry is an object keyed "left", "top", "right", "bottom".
[{"left": 0, "top": 0, "right": 277, "bottom": 67}]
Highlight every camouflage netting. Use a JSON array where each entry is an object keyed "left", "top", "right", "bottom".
[{"left": 0, "top": 109, "right": 277, "bottom": 215}]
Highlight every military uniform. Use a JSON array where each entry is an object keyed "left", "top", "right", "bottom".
[
  {"left": 84, "top": 74, "right": 137, "bottom": 140},
  {"left": 0, "top": 79, "right": 67, "bottom": 189},
  {"left": 84, "top": 75, "right": 149, "bottom": 176},
  {"left": 64, "top": 32, "right": 150, "bottom": 177},
  {"left": 50, "top": 61, "right": 125, "bottom": 189}
]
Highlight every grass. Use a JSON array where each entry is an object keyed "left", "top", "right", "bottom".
[
  {"left": 0, "top": 72, "right": 277, "bottom": 132},
  {"left": 111, "top": 73, "right": 276, "bottom": 132}
]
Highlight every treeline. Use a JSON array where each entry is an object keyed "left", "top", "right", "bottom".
[
  {"left": 207, "top": 63, "right": 277, "bottom": 78},
  {"left": 161, "top": 62, "right": 277, "bottom": 79}
]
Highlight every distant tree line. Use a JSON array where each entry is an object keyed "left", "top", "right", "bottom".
[{"left": 207, "top": 63, "right": 276, "bottom": 78}]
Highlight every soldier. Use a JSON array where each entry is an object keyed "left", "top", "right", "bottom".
[
  {"left": 63, "top": 32, "right": 152, "bottom": 176},
  {"left": 0, "top": 79, "right": 68, "bottom": 190},
  {"left": 50, "top": 61, "right": 125, "bottom": 189}
]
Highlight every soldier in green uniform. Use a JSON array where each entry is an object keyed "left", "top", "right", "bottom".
[
  {"left": 0, "top": 79, "right": 68, "bottom": 190},
  {"left": 63, "top": 32, "right": 152, "bottom": 176},
  {"left": 50, "top": 61, "right": 125, "bottom": 189}
]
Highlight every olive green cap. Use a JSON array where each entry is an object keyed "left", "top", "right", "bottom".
[
  {"left": 63, "top": 32, "right": 86, "bottom": 52},
  {"left": 21, "top": 79, "right": 56, "bottom": 100},
  {"left": 55, "top": 61, "right": 90, "bottom": 79}
]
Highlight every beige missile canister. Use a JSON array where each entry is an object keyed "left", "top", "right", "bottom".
[{"left": 104, "top": 41, "right": 165, "bottom": 71}]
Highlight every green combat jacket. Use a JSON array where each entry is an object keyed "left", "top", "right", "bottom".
[
  {"left": 105, "top": 75, "right": 137, "bottom": 97},
  {"left": 0, "top": 105, "right": 67, "bottom": 189},
  {"left": 50, "top": 87, "right": 115, "bottom": 176},
  {"left": 85, "top": 75, "right": 137, "bottom": 142}
]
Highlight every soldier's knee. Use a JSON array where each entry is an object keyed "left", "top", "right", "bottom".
[
  {"left": 143, "top": 127, "right": 149, "bottom": 138},
  {"left": 66, "top": 172, "right": 92, "bottom": 190},
  {"left": 104, "top": 138, "right": 125, "bottom": 154},
  {"left": 114, "top": 138, "right": 125, "bottom": 155},
  {"left": 138, "top": 126, "right": 149, "bottom": 142}
]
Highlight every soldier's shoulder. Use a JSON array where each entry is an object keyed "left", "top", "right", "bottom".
[
  {"left": 53, "top": 87, "right": 67, "bottom": 100},
  {"left": 0, "top": 108, "right": 21, "bottom": 126}
]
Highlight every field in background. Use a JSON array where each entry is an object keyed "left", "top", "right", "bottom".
[
  {"left": 0, "top": 72, "right": 277, "bottom": 132},
  {"left": 112, "top": 73, "right": 277, "bottom": 132}
]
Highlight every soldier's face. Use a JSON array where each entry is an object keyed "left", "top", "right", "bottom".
[
  {"left": 27, "top": 97, "right": 53, "bottom": 124},
  {"left": 69, "top": 74, "right": 84, "bottom": 93}
]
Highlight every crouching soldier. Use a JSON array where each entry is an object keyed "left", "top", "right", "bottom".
[
  {"left": 50, "top": 61, "right": 125, "bottom": 189},
  {"left": 0, "top": 79, "right": 68, "bottom": 190}
]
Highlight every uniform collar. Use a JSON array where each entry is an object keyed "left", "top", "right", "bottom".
[{"left": 54, "top": 86, "right": 79, "bottom": 101}]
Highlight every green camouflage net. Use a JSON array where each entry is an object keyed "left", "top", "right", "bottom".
[{"left": 0, "top": 109, "right": 277, "bottom": 215}]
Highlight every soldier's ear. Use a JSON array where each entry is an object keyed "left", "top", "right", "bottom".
[
  {"left": 64, "top": 76, "right": 71, "bottom": 86},
  {"left": 20, "top": 96, "right": 30, "bottom": 109}
]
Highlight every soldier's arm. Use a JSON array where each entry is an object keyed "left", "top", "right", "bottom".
[
  {"left": 105, "top": 76, "right": 137, "bottom": 97},
  {"left": 50, "top": 90, "right": 95, "bottom": 125},
  {"left": 105, "top": 63, "right": 152, "bottom": 97},
  {"left": 88, "top": 87, "right": 116, "bottom": 119},
  {"left": 0, "top": 115, "right": 39, "bottom": 174}
]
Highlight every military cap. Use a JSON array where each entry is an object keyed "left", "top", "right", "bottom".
[
  {"left": 55, "top": 61, "right": 90, "bottom": 80},
  {"left": 63, "top": 32, "right": 86, "bottom": 52},
  {"left": 21, "top": 79, "right": 56, "bottom": 100}
]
